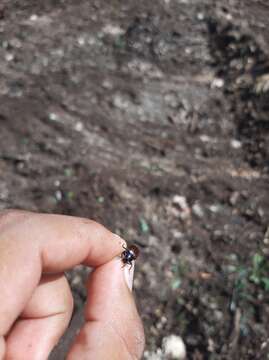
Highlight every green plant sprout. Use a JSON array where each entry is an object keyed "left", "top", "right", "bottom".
[{"left": 249, "top": 253, "right": 269, "bottom": 291}]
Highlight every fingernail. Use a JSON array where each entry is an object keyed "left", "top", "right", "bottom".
[{"left": 124, "top": 263, "right": 135, "bottom": 291}]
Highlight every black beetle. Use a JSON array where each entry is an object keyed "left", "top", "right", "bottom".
[{"left": 121, "top": 244, "right": 140, "bottom": 267}]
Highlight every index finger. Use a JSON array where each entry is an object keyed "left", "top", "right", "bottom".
[{"left": 0, "top": 210, "right": 124, "bottom": 336}]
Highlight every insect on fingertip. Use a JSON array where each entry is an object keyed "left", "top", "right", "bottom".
[{"left": 121, "top": 243, "right": 140, "bottom": 267}]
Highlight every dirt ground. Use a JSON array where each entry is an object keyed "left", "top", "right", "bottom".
[{"left": 0, "top": 1, "right": 269, "bottom": 359}]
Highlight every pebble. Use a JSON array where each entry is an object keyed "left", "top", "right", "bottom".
[
  {"left": 9, "top": 38, "right": 22, "bottom": 48},
  {"left": 164, "top": 92, "right": 179, "bottom": 108},
  {"left": 48, "top": 112, "right": 60, "bottom": 122},
  {"left": 77, "top": 36, "right": 86, "bottom": 46},
  {"left": 113, "top": 94, "right": 129, "bottom": 110},
  {"left": 171, "top": 229, "right": 184, "bottom": 239},
  {"left": 102, "top": 24, "right": 125, "bottom": 36},
  {"left": 163, "top": 335, "right": 186, "bottom": 359},
  {"left": 29, "top": 14, "right": 38, "bottom": 21},
  {"left": 264, "top": 227, "right": 269, "bottom": 245},
  {"left": 172, "top": 195, "right": 188, "bottom": 210},
  {"left": 144, "top": 349, "right": 163, "bottom": 360},
  {"left": 5, "top": 53, "right": 14, "bottom": 62},
  {"left": 200, "top": 134, "right": 215, "bottom": 143},
  {"left": 172, "top": 195, "right": 191, "bottom": 221},
  {"left": 211, "top": 78, "right": 224, "bottom": 88},
  {"left": 74, "top": 121, "right": 84, "bottom": 132},
  {"left": 192, "top": 202, "right": 204, "bottom": 218},
  {"left": 230, "top": 139, "right": 242, "bottom": 149},
  {"left": 229, "top": 191, "right": 240, "bottom": 205},
  {"left": 197, "top": 12, "right": 205, "bottom": 21},
  {"left": 71, "top": 275, "right": 82, "bottom": 286},
  {"left": 209, "top": 204, "right": 221, "bottom": 213},
  {"left": 55, "top": 190, "right": 62, "bottom": 202},
  {"left": 214, "top": 310, "right": 223, "bottom": 321},
  {"left": 102, "top": 79, "right": 113, "bottom": 89},
  {"left": 54, "top": 180, "right": 61, "bottom": 187}
]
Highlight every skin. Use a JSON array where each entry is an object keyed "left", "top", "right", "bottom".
[{"left": 0, "top": 210, "right": 145, "bottom": 359}]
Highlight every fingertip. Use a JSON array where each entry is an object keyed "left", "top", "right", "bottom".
[
  {"left": 112, "top": 233, "right": 127, "bottom": 248},
  {"left": 78, "top": 223, "right": 126, "bottom": 267}
]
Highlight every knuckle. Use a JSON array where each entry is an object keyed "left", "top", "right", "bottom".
[{"left": 80, "top": 218, "right": 113, "bottom": 240}]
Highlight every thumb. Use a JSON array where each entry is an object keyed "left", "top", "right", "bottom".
[{"left": 67, "top": 258, "right": 145, "bottom": 360}]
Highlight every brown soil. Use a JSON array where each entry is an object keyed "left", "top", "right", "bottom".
[{"left": 0, "top": 1, "right": 268, "bottom": 359}]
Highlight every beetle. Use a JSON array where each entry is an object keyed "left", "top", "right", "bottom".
[{"left": 121, "top": 244, "right": 140, "bottom": 267}]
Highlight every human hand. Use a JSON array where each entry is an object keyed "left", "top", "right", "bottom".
[{"left": 0, "top": 210, "right": 144, "bottom": 359}]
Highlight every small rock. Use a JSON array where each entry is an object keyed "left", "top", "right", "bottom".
[
  {"left": 97, "top": 196, "right": 104, "bottom": 204},
  {"left": 209, "top": 204, "right": 221, "bottom": 213},
  {"left": 0, "top": 183, "right": 9, "bottom": 200},
  {"left": 77, "top": 36, "right": 86, "bottom": 46},
  {"left": 102, "top": 24, "right": 125, "bottom": 36},
  {"left": 9, "top": 38, "right": 22, "bottom": 48},
  {"left": 229, "top": 191, "right": 240, "bottom": 206},
  {"left": 74, "top": 122, "right": 84, "bottom": 132},
  {"left": 28, "top": 14, "right": 52, "bottom": 25},
  {"left": 172, "top": 195, "right": 188, "bottom": 210},
  {"left": 264, "top": 227, "right": 269, "bottom": 245},
  {"left": 185, "top": 47, "right": 192, "bottom": 54},
  {"left": 164, "top": 92, "right": 179, "bottom": 108},
  {"left": 29, "top": 14, "right": 38, "bottom": 21},
  {"left": 211, "top": 78, "right": 224, "bottom": 88},
  {"left": 171, "top": 229, "right": 184, "bottom": 239},
  {"left": 199, "top": 134, "right": 215, "bottom": 143},
  {"left": 228, "top": 253, "right": 238, "bottom": 262},
  {"left": 197, "top": 12, "right": 205, "bottom": 21},
  {"left": 255, "top": 74, "right": 269, "bottom": 94},
  {"left": 102, "top": 79, "right": 113, "bottom": 89},
  {"left": 148, "top": 236, "right": 159, "bottom": 246},
  {"left": 214, "top": 310, "right": 223, "bottom": 321},
  {"left": 230, "top": 139, "right": 242, "bottom": 149},
  {"left": 48, "top": 112, "right": 59, "bottom": 122},
  {"left": 208, "top": 338, "right": 215, "bottom": 352},
  {"left": 5, "top": 52, "right": 14, "bottom": 62},
  {"left": 144, "top": 349, "right": 163, "bottom": 360},
  {"left": 172, "top": 195, "right": 191, "bottom": 221},
  {"left": 192, "top": 202, "right": 204, "bottom": 218},
  {"left": 54, "top": 180, "right": 61, "bottom": 187},
  {"left": 71, "top": 275, "right": 82, "bottom": 286},
  {"left": 55, "top": 190, "right": 62, "bottom": 202},
  {"left": 113, "top": 94, "right": 129, "bottom": 110},
  {"left": 163, "top": 335, "right": 186, "bottom": 359}
]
